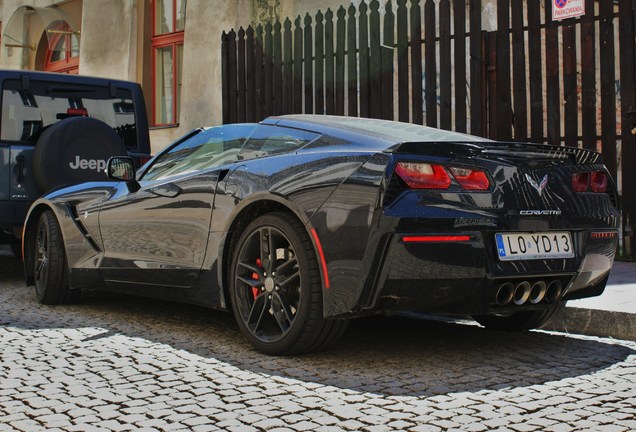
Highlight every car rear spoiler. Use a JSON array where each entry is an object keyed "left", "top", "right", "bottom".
[{"left": 387, "top": 141, "right": 602, "bottom": 165}]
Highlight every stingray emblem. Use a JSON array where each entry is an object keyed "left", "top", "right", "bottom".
[{"left": 526, "top": 174, "right": 548, "bottom": 196}]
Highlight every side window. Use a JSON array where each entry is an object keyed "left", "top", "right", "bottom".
[
  {"left": 142, "top": 124, "right": 257, "bottom": 182},
  {"left": 1, "top": 89, "right": 41, "bottom": 142},
  {"left": 238, "top": 125, "right": 319, "bottom": 161}
]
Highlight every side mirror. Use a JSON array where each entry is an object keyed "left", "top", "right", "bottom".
[{"left": 107, "top": 156, "right": 136, "bottom": 181}]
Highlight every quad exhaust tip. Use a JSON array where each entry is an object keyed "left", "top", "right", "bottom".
[
  {"left": 545, "top": 280, "right": 563, "bottom": 303},
  {"left": 495, "top": 282, "right": 514, "bottom": 306},
  {"left": 494, "top": 279, "right": 563, "bottom": 306},
  {"left": 513, "top": 281, "right": 531, "bottom": 305},
  {"left": 529, "top": 281, "right": 547, "bottom": 304}
]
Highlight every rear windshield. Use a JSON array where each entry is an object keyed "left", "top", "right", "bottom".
[{"left": 0, "top": 79, "right": 137, "bottom": 148}]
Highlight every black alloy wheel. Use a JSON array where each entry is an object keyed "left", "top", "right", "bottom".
[
  {"left": 230, "top": 213, "right": 347, "bottom": 355},
  {"left": 34, "top": 210, "right": 79, "bottom": 304}
]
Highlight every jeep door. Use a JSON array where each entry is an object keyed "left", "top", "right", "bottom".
[{"left": 97, "top": 124, "right": 256, "bottom": 288}]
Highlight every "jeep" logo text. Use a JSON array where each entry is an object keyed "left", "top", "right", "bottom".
[{"left": 69, "top": 156, "right": 107, "bottom": 172}]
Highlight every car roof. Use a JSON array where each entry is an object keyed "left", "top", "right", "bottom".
[
  {"left": 264, "top": 114, "right": 490, "bottom": 145},
  {"left": 0, "top": 69, "right": 142, "bottom": 89}
]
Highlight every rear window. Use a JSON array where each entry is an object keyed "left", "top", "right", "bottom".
[
  {"left": 238, "top": 125, "right": 319, "bottom": 161},
  {"left": 0, "top": 79, "right": 137, "bottom": 148}
]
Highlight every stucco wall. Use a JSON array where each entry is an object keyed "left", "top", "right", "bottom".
[
  {"left": 252, "top": 0, "right": 363, "bottom": 24},
  {"left": 78, "top": 0, "right": 137, "bottom": 81},
  {"left": 148, "top": 0, "right": 253, "bottom": 153},
  {"left": 151, "top": 0, "right": 370, "bottom": 152}
]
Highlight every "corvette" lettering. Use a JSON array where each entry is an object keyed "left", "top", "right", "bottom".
[
  {"left": 69, "top": 156, "right": 107, "bottom": 172},
  {"left": 520, "top": 210, "right": 562, "bottom": 216}
]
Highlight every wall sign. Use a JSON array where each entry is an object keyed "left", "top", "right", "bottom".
[{"left": 552, "top": 0, "right": 585, "bottom": 21}]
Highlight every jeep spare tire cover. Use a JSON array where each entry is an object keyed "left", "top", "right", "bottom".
[{"left": 33, "top": 116, "right": 126, "bottom": 193}]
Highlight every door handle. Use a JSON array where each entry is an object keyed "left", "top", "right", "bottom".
[{"left": 15, "top": 155, "right": 25, "bottom": 184}]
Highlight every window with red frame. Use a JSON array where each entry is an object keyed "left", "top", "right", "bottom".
[
  {"left": 152, "top": 0, "right": 186, "bottom": 126},
  {"left": 45, "top": 26, "right": 80, "bottom": 74}
]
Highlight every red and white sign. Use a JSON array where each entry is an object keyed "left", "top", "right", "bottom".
[{"left": 552, "top": 0, "right": 585, "bottom": 21}]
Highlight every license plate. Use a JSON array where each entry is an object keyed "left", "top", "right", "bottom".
[{"left": 495, "top": 232, "right": 574, "bottom": 261}]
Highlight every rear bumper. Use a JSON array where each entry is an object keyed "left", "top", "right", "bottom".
[{"left": 351, "top": 229, "right": 617, "bottom": 318}]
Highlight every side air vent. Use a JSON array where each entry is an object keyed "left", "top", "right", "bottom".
[{"left": 67, "top": 204, "right": 101, "bottom": 252}]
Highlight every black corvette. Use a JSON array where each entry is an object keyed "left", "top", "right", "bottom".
[{"left": 23, "top": 115, "right": 619, "bottom": 355}]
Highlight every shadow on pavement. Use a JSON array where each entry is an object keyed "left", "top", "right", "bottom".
[{"left": 1, "top": 253, "right": 634, "bottom": 398}]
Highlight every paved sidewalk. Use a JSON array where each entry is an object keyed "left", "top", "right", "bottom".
[{"left": 544, "top": 260, "right": 636, "bottom": 341}]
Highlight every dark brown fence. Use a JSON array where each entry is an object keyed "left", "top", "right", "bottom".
[{"left": 222, "top": 0, "right": 636, "bottom": 259}]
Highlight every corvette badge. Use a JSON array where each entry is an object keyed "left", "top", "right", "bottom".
[{"left": 526, "top": 174, "right": 548, "bottom": 196}]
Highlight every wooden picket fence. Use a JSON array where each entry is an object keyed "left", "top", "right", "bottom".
[{"left": 222, "top": 0, "right": 636, "bottom": 258}]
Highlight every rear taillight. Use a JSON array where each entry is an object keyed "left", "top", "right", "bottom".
[
  {"left": 590, "top": 171, "right": 607, "bottom": 193},
  {"left": 395, "top": 162, "right": 490, "bottom": 191},
  {"left": 449, "top": 167, "right": 490, "bottom": 190},
  {"left": 590, "top": 231, "right": 617, "bottom": 239},
  {"left": 572, "top": 171, "right": 607, "bottom": 193},
  {"left": 67, "top": 108, "right": 88, "bottom": 116},
  {"left": 395, "top": 162, "right": 452, "bottom": 189},
  {"left": 572, "top": 172, "right": 590, "bottom": 192}
]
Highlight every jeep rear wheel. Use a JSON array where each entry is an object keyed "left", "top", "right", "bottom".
[{"left": 33, "top": 117, "right": 126, "bottom": 193}]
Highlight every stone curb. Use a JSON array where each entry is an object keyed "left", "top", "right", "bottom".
[{"left": 543, "top": 306, "right": 636, "bottom": 342}]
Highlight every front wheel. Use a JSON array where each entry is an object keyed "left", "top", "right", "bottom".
[
  {"left": 230, "top": 213, "right": 347, "bottom": 355},
  {"left": 473, "top": 302, "right": 565, "bottom": 331},
  {"left": 33, "top": 210, "right": 79, "bottom": 304}
]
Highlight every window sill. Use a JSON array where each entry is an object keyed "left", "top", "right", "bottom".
[{"left": 150, "top": 123, "right": 179, "bottom": 130}]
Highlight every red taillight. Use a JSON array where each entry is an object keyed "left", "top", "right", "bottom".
[
  {"left": 449, "top": 167, "right": 491, "bottom": 190},
  {"left": 395, "top": 162, "right": 452, "bottom": 189},
  {"left": 590, "top": 171, "right": 607, "bottom": 193},
  {"left": 572, "top": 171, "right": 608, "bottom": 193},
  {"left": 67, "top": 108, "right": 88, "bottom": 116},
  {"left": 572, "top": 172, "right": 590, "bottom": 192},
  {"left": 591, "top": 231, "right": 617, "bottom": 239},
  {"left": 395, "top": 162, "right": 490, "bottom": 191}
]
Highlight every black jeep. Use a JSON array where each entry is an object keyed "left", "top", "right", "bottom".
[{"left": 0, "top": 71, "right": 151, "bottom": 255}]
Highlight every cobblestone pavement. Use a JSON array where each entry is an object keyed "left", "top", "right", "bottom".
[{"left": 1, "top": 253, "right": 635, "bottom": 432}]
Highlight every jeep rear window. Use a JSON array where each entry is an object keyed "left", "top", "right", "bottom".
[{"left": 1, "top": 79, "right": 137, "bottom": 148}]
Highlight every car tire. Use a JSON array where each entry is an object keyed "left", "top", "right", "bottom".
[
  {"left": 33, "top": 210, "right": 79, "bottom": 304},
  {"left": 230, "top": 212, "right": 347, "bottom": 355},
  {"left": 33, "top": 117, "right": 126, "bottom": 193},
  {"left": 472, "top": 302, "right": 565, "bottom": 331}
]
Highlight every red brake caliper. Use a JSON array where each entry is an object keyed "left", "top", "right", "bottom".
[{"left": 251, "top": 258, "right": 262, "bottom": 299}]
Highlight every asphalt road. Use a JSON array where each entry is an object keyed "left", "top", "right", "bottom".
[{"left": 1, "top": 252, "right": 635, "bottom": 431}]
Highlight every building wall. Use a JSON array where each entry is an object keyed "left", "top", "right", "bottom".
[
  {"left": 0, "top": 0, "right": 496, "bottom": 153},
  {"left": 151, "top": 0, "right": 357, "bottom": 153},
  {"left": 78, "top": 0, "right": 136, "bottom": 81},
  {"left": 0, "top": 0, "right": 82, "bottom": 70},
  {"left": 252, "top": 0, "right": 363, "bottom": 24},
  {"left": 157, "top": 0, "right": 252, "bottom": 152},
  {"left": 0, "top": 0, "right": 613, "bottom": 155}
]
